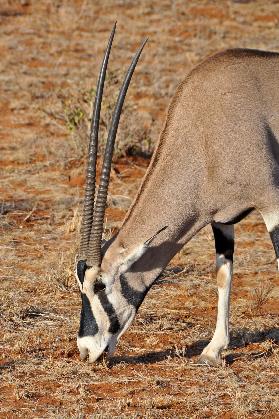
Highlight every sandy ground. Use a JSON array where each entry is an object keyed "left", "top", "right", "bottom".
[{"left": 0, "top": 0, "right": 278, "bottom": 417}]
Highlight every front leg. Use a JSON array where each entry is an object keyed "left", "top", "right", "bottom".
[{"left": 199, "top": 222, "right": 234, "bottom": 366}]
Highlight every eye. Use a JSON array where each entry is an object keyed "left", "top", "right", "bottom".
[{"left": 94, "top": 280, "right": 106, "bottom": 294}]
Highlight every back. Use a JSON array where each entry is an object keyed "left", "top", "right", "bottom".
[{"left": 163, "top": 49, "right": 279, "bottom": 208}]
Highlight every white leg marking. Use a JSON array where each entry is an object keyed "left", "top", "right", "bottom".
[
  {"left": 260, "top": 210, "right": 279, "bottom": 271},
  {"left": 260, "top": 210, "right": 279, "bottom": 232},
  {"left": 200, "top": 254, "right": 233, "bottom": 365}
]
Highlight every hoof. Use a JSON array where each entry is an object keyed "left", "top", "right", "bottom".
[{"left": 196, "top": 354, "right": 223, "bottom": 367}]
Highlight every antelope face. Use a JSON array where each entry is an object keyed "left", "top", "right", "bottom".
[{"left": 76, "top": 261, "right": 136, "bottom": 362}]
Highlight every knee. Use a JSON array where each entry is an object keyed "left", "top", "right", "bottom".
[{"left": 216, "top": 258, "right": 232, "bottom": 288}]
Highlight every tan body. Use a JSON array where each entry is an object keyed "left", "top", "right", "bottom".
[
  {"left": 104, "top": 49, "right": 279, "bottom": 279},
  {"left": 78, "top": 48, "right": 279, "bottom": 364}
]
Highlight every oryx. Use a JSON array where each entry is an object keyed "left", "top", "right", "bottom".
[{"left": 75, "top": 24, "right": 279, "bottom": 365}]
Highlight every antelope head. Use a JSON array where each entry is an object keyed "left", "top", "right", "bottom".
[{"left": 75, "top": 24, "right": 147, "bottom": 362}]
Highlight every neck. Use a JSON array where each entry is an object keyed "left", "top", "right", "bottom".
[
  {"left": 104, "top": 213, "right": 207, "bottom": 311},
  {"left": 102, "top": 124, "right": 211, "bottom": 300}
]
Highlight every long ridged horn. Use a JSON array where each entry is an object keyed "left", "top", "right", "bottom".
[
  {"left": 87, "top": 38, "right": 148, "bottom": 267},
  {"left": 79, "top": 23, "right": 116, "bottom": 260}
]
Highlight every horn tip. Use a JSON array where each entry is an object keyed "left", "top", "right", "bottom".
[
  {"left": 139, "top": 38, "right": 148, "bottom": 53},
  {"left": 112, "top": 21, "right": 117, "bottom": 33}
]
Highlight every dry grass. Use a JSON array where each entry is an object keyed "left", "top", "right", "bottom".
[
  {"left": 250, "top": 281, "right": 275, "bottom": 315},
  {"left": 1, "top": 0, "right": 279, "bottom": 417}
]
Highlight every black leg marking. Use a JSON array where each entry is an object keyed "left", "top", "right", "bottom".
[
  {"left": 79, "top": 293, "right": 99, "bottom": 337},
  {"left": 269, "top": 226, "right": 279, "bottom": 259},
  {"left": 212, "top": 224, "right": 234, "bottom": 261}
]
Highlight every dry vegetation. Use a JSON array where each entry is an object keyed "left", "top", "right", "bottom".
[{"left": 0, "top": 0, "right": 279, "bottom": 417}]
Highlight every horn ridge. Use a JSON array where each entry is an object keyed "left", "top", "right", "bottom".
[
  {"left": 87, "top": 38, "right": 148, "bottom": 267},
  {"left": 79, "top": 23, "right": 117, "bottom": 260}
]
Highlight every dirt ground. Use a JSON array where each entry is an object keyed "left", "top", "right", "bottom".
[{"left": 0, "top": 0, "right": 278, "bottom": 417}]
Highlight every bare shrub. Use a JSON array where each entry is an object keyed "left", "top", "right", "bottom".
[
  {"left": 59, "top": 68, "right": 154, "bottom": 159},
  {"left": 250, "top": 281, "right": 274, "bottom": 314}
]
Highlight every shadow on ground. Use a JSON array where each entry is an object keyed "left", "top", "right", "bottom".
[{"left": 110, "top": 327, "right": 278, "bottom": 366}]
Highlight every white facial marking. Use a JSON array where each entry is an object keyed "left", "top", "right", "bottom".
[
  {"left": 100, "top": 244, "right": 146, "bottom": 291},
  {"left": 78, "top": 278, "right": 136, "bottom": 362},
  {"left": 119, "top": 244, "right": 147, "bottom": 275},
  {"left": 75, "top": 266, "right": 83, "bottom": 292},
  {"left": 77, "top": 292, "right": 113, "bottom": 362},
  {"left": 77, "top": 335, "right": 109, "bottom": 363},
  {"left": 100, "top": 272, "right": 114, "bottom": 292}
]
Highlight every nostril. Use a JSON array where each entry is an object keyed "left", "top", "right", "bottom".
[{"left": 104, "top": 345, "right": 109, "bottom": 353}]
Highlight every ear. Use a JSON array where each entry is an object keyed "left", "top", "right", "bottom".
[{"left": 118, "top": 225, "right": 168, "bottom": 274}]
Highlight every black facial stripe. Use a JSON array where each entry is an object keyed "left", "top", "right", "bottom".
[
  {"left": 269, "top": 226, "right": 279, "bottom": 258},
  {"left": 97, "top": 292, "right": 120, "bottom": 334},
  {"left": 79, "top": 293, "right": 99, "bottom": 337},
  {"left": 212, "top": 225, "right": 234, "bottom": 261},
  {"left": 77, "top": 260, "right": 88, "bottom": 285},
  {"left": 120, "top": 274, "right": 147, "bottom": 310},
  {"left": 94, "top": 279, "right": 106, "bottom": 293}
]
